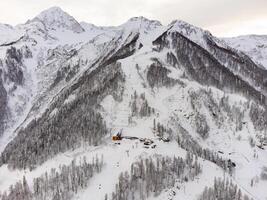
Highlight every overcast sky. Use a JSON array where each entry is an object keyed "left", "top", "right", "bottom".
[{"left": 0, "top": 0, "right": 267, "bottom": 37}]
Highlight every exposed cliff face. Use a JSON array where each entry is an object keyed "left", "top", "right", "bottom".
[
  {"left": 4, "top": 47, "right": 24, "bottom": 85},
  {"left": 0, "top": 46, "right": 33, "bottom": 136}
]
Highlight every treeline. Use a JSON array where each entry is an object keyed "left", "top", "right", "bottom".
[
  {"left": 153, "top": 119, "right": 173, "bottom": 139},
  {"left": 176, "top": 133, "right": 235, "bottom": 175},
  {"left": 194, "top": 112, "right": 210, "bottom": 139},
  {"left": 0, "top": 155, "right": 104, "bottom": 200},
  {"left": 198, "top": 178, "right": 251, "bottom": 200},
  {"left": 0, "top": 106, "right": 107, "bottom": 170},
  {"left": 189, "top": 89, "right": 246, "bottom": 137},
  {"left": 146, "top": 59, "right": 183, "bottom": 88},
  {"left": 0, "top": 62, "right": 125, "bottom": 170},
  {"left": 107, "top": 154, "right": 201, "bottom": 200},
  {"left": 249, "top": 102, "right": 267, "bottom": 132},
  {"left": 190, "top": 87, "right": 267, "bottom": 142},
  {"left": 129, "top": 91, "right": 155, "bottom": 118},
  {"left": 155, "top": 30, "right": 267, "bottom": 107}
]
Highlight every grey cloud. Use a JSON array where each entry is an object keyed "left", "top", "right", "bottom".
[{"left": 0, "top": 0, "right": 266, "bottom": 36}]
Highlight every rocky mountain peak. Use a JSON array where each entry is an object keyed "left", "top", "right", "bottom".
[
  {"left": 121, "top": 16, "right": 162, "bottom": 32},
  {"left": 32, "top": 6, "right": 84, "bottom": 33},
  {"left": 128, "top": 16, "right": 162, "bottom": 25},
  {"left": 168, "top": 20, "right": 214, "bottom": 47}
]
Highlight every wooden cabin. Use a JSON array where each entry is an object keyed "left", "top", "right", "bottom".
[
  {"left": 112, "top": 130, "right": 122, "bottom": 141},
  {"left": 112, "top": 135, "right": 122, "bottom": 141}
]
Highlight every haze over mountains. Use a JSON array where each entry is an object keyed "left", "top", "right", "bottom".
[{"left": 0, "top": 6, "right": 266, "bottom": 200}]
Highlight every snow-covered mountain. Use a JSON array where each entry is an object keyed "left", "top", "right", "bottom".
[
  {"left": 0, "top": 7, "right": 267, "bottom": 200},
  {"left": 223, "top": 35, "right": 267, "bottom": 70},
  {"left": 30, "top": 6, "right": 85, "bottom": 33}
]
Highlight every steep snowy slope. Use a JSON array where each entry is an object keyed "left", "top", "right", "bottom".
[
  {"left": 0, "top": 7, "right": 267, "bottom": 200},
  {"left": 31, "top": 6, "right": 85, "bottom": 33},
  {"left": 223, "top": 35, "right": 267, "bottom": 70},
  {"left": 0, "top": 24, "right": 24, "bottom": 47},
  {"left": 0, "top": 7, "right": 116, "bottom": 152},
  {"left": 169, "top": 20, "right": 267, "bottom": 98}
]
